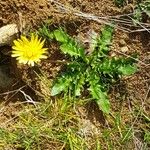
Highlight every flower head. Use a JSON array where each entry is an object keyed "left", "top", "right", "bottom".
[{"left": 12, "top": 34, "right": 48, "bottom": 66}]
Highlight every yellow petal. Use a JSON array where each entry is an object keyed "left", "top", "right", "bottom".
[
  {"left": 21, "top": 35, "right": 29, "bottom": 43},
  {"left": 11, "top": 53, "right": 21, "bottom": 57},
  {"left": 12, "top": 34, "right": 48, "bottom": 66},
  {"left": 40, "top": 55, "right": 47, "bottom": 59},
  {"left": 28, "top": 60, "right": 35, "bottom": 66}
]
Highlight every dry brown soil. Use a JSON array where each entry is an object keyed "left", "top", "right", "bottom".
[
  {"left": 0, "top": 0, "right": 149, "bottom": 122},
  {"left": 0, "top": 0, "right": 150, "bottom": 149}
]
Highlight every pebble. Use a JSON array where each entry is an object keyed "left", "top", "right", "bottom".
[
  {"left": 121, "top": 46, "right": 129, "bottom": 53},
  {"left": 0, "top": 24, "right": 19, "bottom": 46},
  {"left": 119, "top": 39, "right": 126, "bottom": 47}
]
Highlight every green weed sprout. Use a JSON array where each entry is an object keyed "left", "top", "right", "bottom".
[
  {"left": 50, "top": 25, "right": 137, "bottom": 114},
  {"left": 114, "top": 0, "right": 125, "bottom": 7}
]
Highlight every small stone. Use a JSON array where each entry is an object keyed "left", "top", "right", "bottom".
[
  {"left": 119, "top": 39, "right": 126, "bottom": 47},
  {"left": 0, "top": 24, "right": 19, "bottom": 46},
  {"left": 111, "top": 52, "right": 116, "bottom": 57},
  {"left": 121, "top": 46, "right": 129, "bottom": 53}
]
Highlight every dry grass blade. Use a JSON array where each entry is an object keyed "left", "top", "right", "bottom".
[
  {"left": 122, "top": 85, "right": 150, "bottom": 143},
  {"left": 49, "top": 0, "right": 150, "bottom": 33},
  {"left": 112, "top": 49, "right": 150, "bottom": 67}
]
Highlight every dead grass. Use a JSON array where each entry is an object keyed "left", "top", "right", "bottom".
[{"left": 0, "top": 71, "right": 149, "bottom": 150}]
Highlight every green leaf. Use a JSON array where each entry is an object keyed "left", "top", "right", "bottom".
[
  {"left": 51, "top": 75, "right": 71, "bottom": 96},
  {"left": 53, "top": 29, "right": 69, "bottom": 43},
  {"left": 54, "top": 29, "right": 85, "bottom": 58},
  {"left": 118, "top": 65, "right": 137, "bottom": 75},
  {"left": 93, "top": 25, "right": 114, "bottom": 57},
  {"left": 67, "top": 62, "right": 86, "bottom": 96},
  {"left": 74, "top": 73, "right": 85, "bottom": 96},
  {"left": 89, "top": 81, "right": 110, "bottom": 114},
  {"left": 60, "top": 43, "right": 84, "bottom": 57},
  {"left": 38, "top": 25, "right": 54, "bottom": 39},
  {"left": 95, "top": 92, "right": 110, "bottom": 114}
]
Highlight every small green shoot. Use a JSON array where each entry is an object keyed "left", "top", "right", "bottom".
[
  {"left": 114, "top": 0, "right": 126, "bottom": 7},
  {"left": 38, "top": 24, "right": 53, "bottom": 40},
  {"left": 144, "top": 131, "right": 150, "bottom": 144}
]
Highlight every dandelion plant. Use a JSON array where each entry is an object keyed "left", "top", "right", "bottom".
[{"left": 50, "top": 26, "right": 137, "bottom": 114}]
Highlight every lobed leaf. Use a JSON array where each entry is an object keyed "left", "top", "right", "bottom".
[
  {"left": 74, "top": 73, "right": 85, "bottom": 96},
  {"left": 53, "top": 29, "right": 69, "bottom": 43},
  {"left": 51, "top": 74, "right": 72, "bottom": 96},
  {"left": 87, "top": 72, "right": 110, "bottom": 114},
  {"left": 54, "top": 29, "right": 85, "bottom": 58},
  {"left": 60, "top": 43, "right": 84, "bottom": 58},
  {"left": 118, "top": 65, "right": 137, "bottom": 75},
  {"left": 38, "top": 25, "right": 54, "bottom": 39},
  {"left": 89, "top": 83, "right": 110, "bottom": 114},
  {"left": 97, "top": 25, "right": 114, "bottom": 56}
]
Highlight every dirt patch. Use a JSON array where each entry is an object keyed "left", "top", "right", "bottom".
[
  {"left": 0, "top": 0, "right": 150, "bottom": 149},
  {"left": 0, "top": 0, "right": 55, "bottom": 29},
  {"left": 0, "top": 0, "right": 132, "bottom": 29}
]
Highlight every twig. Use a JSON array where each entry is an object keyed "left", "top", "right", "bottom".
[
  {"left": 122, "top": 85, "right": 150, "bottom": 143},
  {"left": 112, "top": 49, "right": 150, "bottom": 67},
  {"left": 19, "top": 90, "right": 38, "bottom": 106},
  {"left": 0, "top": 85, "right": 26, "bottom": 96},
  {"left": 49, "top": 0, "right": 150, "bottom": 33}
]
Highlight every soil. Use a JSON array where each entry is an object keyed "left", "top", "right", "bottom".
[
  {"left": 0, "top": 0, "right": 53, "bottom": 28},
  {"left": 0, "top": 0, "right": 150, "bottom": 149}
]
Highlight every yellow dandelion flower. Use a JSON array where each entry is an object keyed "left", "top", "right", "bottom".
[{"left": 12, "top": 34, "right": 48, "bottom": 66}]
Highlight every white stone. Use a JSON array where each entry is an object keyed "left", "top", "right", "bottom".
[{"left": 0, "top": 24, "right": 19, "bottom": 46}]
